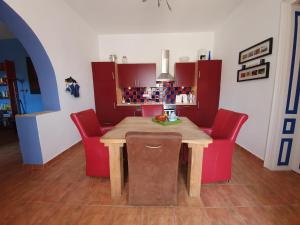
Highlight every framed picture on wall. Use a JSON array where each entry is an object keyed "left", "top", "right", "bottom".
[
  {"left": 26, "top": 57, "right": 41, "bottom": 94},
  {"left": 237, "top": 62, "right": 270, "bottom": 82},
  {"left": 238, "top": 38, "right": 273, "bottom": 64}
]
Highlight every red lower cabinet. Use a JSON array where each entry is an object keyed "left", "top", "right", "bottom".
[
  {"left": 177, "top": 106, "right": 199, "bottom": 125},
  {"left": 116, "top": 106, "right": 142, "bottom": 123}
]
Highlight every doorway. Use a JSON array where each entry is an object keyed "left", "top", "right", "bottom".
[{"left": 0, "top": 1, "right": 60, "bottom": 165}]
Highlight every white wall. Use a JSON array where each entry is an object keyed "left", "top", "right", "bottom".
[
  {"left": 98, "top": 33, "right": 214, "bottom": 75},
  {"left": 214, "top": 0, "right": 282, "bottom": 159},
  {"left": 5, "top": 0, "right": 98, "bottom": 162}
]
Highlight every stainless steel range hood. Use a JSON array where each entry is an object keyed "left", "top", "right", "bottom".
[{"left": 156, "top": 49, "right": 174, "bottom": 82}]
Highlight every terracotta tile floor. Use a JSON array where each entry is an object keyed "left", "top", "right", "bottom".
[{"left": 1, "top": 139, "right": 300, "bottom": 225}]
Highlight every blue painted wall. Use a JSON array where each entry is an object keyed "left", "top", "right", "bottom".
[
  {"left": 0, "top": 0, "right": 60, "bottom": 165},
  {"left": 0, "top": 38, "right": 43, "bottom": 113},
  {"left": 16, "top": 116, "right": 43, "bottom": 164},
  {"left": 0, "top": 0, "right": 60, "bottom": 111}
]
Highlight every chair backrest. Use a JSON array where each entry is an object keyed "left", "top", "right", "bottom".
[
  {"left": 141, "top": 104, "right": 164, "bottom": 117},
  {"left": 70, "top": 109, "right": 102, "bottom": 139},
  {"left": 211, "top": 108, "right": 248, "bottom": 142},
  {"left": 126, "top": 131, "right": 182, "bottom": 205}
]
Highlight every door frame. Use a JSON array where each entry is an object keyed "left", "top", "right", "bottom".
[{"left": 264, "top": 1, "right": 300, "bottom": 173}]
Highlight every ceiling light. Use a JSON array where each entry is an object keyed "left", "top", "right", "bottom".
[{"left": 142, "top": 0, "right": 172, "bottom": 11}]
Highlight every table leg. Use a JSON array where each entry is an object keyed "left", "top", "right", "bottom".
[
  {"left": 108, "top": 143, "right": 124, "bottom": 198},
  {"left": 187, "top": 143, "right": 204, "bottom": 197}
]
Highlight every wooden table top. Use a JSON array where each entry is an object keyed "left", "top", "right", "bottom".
[{"left": 100, "top": 117, "right": 212, "bottom": 146}]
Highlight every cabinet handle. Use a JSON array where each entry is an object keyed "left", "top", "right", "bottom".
[
  {"left": 112, "top": 72, "right": 115, "bottom": 80},
  {"left": 133, "top": 111, "right": 136, "bottom": 117},
  {"left": 198, "top": 71, "right": 200, "bottom": 79},
  {"left": 134, "top": 80, "right": 136, "bottom": 86},
  {"left": 197, "top": 101, "right": 199, "bottom": 109},
  {"left": 113, "top": 102, "right": 116, "bottom": 109}
]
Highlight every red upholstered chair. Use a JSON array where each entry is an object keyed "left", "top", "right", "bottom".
[
  {"left": 141, "top": 104, "right": 164, "bottom": 117},
  {"left": 201, "top": 108, "right": 248, "bottom": 184},
  {"left": 70, "top": 109, "right": 112, "bottom": 177}
]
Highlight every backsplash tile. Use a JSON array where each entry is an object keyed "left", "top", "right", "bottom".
[{"left": 123, "top": 82, "right": 192, "bottom": 104}]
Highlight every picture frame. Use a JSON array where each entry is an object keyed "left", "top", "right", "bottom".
[
  {"left": 238, "top": 38, "right": 273, "bottom": 64},
  {"left": 237, "top": 62, "right": 270, "bottom": 82}
]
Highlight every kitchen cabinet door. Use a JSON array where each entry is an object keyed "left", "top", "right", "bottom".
[
  {"left": 93, "top": 81, "right": 118, "bottom": 125},
  {"left": 136, "top": 64, "right": 156, "bottom": 87},
  {"left": 197, "top": 60, "right": 222, "bottom": 127},
  {"left": 92, "top": 62, "right": 119, "bottom": 125},
  {"left": 177, "top": 105, "right": 199, "bottom": 125},
  {"left": 118, "top": 64, "right": 156, "bottom": 87},
  {"left": 116, "top": 106, "right": 142, "bottom": 123},
  {"left": 91, "top": 62, "right": 115, "bottom": 82},
  {"left": 175, "top": 62, "right": 196, "bottom": 87},
  {"left": 118, "top": 64, "right": 136, "bottom": 87}
]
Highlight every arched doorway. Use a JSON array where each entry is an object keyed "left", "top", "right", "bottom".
[
  {"left": 0, "top": 0, "right": 60, "bottom": 111},
  {"left": 0, "top": 0, "right": 60, "bottom": 164}
]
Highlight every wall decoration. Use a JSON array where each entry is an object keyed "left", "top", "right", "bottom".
[
  {"left": 65, "top": 76, "right": 80, "bottom": 98},
  {"left": 238, "top": 38, "right": 273, "bottom": 64},
  {"left": 237, "top": 62, "right": 270, "bottom": 82}
]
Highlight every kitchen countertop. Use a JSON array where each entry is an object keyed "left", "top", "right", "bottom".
[{"left": 117, "top": 103, "right": 197, "bottom": 106}]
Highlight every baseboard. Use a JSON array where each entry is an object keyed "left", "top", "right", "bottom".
[
  {"left": 235, "top": 144, "right": 264, "bottom": 162},
  {"left": 22, "top": 141, "right": 82, "bottom": 170}
]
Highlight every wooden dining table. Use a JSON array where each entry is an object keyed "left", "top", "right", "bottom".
[{"left": 100, "top": 116, "right": 212, "bottom": 198}]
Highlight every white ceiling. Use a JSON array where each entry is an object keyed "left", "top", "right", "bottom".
[
  {"left": 0, "top": 21, "right": 15, "bottom": 39},
  {"left": 64, "top": 0, "right": 244, "bottom": 34}
]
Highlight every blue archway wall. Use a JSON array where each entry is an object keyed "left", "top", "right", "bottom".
[
  {"left": 0, "top": 0, "right": 61, "bottom": 164},
  {"left": 0, "top": 0, "right": 60, "bottom": 110}
]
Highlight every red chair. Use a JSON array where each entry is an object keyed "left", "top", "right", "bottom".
[
  {"left": 201, "top": 108, "right": 248, "bottom": 183},
  {"left": 70, "top": 109, "right": 112, "bottom": 177},
  {"left": 141, "top": 104, "right": 164, "bottom": 117}
]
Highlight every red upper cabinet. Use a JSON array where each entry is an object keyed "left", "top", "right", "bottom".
[
  {"left": 175, "top": 62, "right": 196, "bottom": 87},
  {"left": 92, "top": 62, "right": 115, "bottom": 81},
  {"left": 118, "top": 63, "right": 156, "bottom": 87},
  {"left": 197, "top": 60, "right": 222, "bottom": 127}
]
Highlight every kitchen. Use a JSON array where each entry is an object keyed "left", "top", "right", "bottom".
[{"left": 92, "top": 49, "right": 221, "bottom": 128}]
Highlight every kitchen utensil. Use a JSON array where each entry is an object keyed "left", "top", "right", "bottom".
[
  {"left": 182, "top": 94, "right": 188, "bottom": 103},
  {"left": 176, "top": 94, "right": 182, "bottom": 103}
]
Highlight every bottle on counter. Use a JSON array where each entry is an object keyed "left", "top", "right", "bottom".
[{"left": 189, "top": 93, "right": 193, "bottom": 103}]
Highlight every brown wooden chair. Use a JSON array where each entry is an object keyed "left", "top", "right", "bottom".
[{"left": 125, "top": 131, "right": 182, "bottom": 205}]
